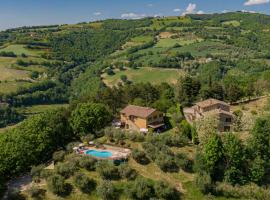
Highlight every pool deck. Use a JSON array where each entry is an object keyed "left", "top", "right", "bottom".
[{"left": 82, "top": 145, "right": 131, "bottom": 160}]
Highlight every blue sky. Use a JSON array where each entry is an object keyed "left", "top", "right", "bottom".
[{"left": 0, "top": 0, "right": 270, "bottom": 30}]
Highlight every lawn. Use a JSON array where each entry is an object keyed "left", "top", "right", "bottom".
[
  {"left": 0, "top": 44, "right": 43, "bottom": 56},
  {"left": 102, "top": 67, "right": 183, "bottom": 87}
]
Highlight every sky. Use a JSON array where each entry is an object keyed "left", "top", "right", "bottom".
[{"left": 0, "top": 0, "right": 270, "bottom": 30}]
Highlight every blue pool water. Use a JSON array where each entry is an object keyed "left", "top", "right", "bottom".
[{"left": 85, "top": 150, "right": 113, "bottom": 158}]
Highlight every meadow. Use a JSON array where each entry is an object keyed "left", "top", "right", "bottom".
[
  {"left": 102, "top": 67, "right": 183, "bottom": 87},
  {"left": 1, "top": 44, "right": 43, "bottom": 56}
]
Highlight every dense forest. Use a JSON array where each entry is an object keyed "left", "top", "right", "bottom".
[{"left": 1, "top": 12, "right": 270, "bottom": 200}]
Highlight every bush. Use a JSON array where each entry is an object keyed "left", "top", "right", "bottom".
[
  {"left": 132, "top": 149, "right": 150, "bottom": 165},
  {"left": 6, "top": 189, "right": 25, "bottom": 200},
  {"left": 195, "top": 172, "right": 212, "bottom": 194},
  {"left": 96, "top": 160, "right": 120, "bottom": 180},
  {"left": 118, "top": 163, "right": 137, "bottom": 180},
  {"left": 74, "top": 173, "right": 96, "bottom": 194},
  {"left": 215, "top": 182, "right": 270, "bottom": 199},
  {"left": 175, "top": 153, "right": 193, "bottom": 172},
  {"left": 154, "top": 181, "right": 180, "bottom": 200},
  {"left": 55, "top": 162, "right": 78, "bottom": 178},
  {"left": 155, "top": 153, "right": 179, "bottom": 172},
  {"left": 52, "top": 150, "right": 66, "bottom": 163},
  {"left": 125, "top": 177, "right": 154, "bottom": 200},
  {"left": 65, "top": 142, "right": 80, "bottom": 152},
  {"left": 30, "top": 165, "right": 45, "bottom": 180},
  {"left": 47, "top": 174, "right": 71, "bottom": 196},
  {"left": 79, "top": 156, "right": 97, "bottom": 171},
  {"left": 97, "top": 180, "right": 117, "bottom": 200},
  {"left": 27, "top": 186, "right": 46, "bottom": 200}
]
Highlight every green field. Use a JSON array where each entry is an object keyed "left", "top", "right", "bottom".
[
  {"left": 222, "top": 20, "right": 241, "bottom": 27},
  {"left": 102, "top": 67, "right": 183, "bottom": 86},
  {"left": 0, "top": 44, "right": 44, "bottom": 56},
  {"left": 18, "top": 104, "right": 69, "bottom": 115},
  {"left": 155, "top": 38, "right": 203, "bottom": 48}
]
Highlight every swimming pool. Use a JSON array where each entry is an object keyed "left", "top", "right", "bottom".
[{"left": 85, "top": 150, "right": 113, "bottom": 158}]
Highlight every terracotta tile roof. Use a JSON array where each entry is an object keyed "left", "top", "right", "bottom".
[
  {"left": 120, "top": 105, "right": 156, "bottom": 118},
  {"left": 196, "top": 98, "right": 229, "bottom": 108}
]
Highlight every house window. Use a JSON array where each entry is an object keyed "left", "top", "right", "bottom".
[
  {"left": 159, "top": 114, "right": 163, "bottom": 118},
  {"left": 225, "top": 118, "right": 232, "bottom": 123},
  {"left": 153, "top": 115, "right": 157, "bottom": 120}
]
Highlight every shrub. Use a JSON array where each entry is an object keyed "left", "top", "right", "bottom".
[
  {"left": 195, "top": 172, "right": 212, "bottom": 194},
  {"left": 125, "top": 177, "right": 154, "bottom": 200},
  {"left": 215, "top": 182, "right": 270, "bottom": 199},
  {"left": 97, "top": 180, "right": 117, "bottom": 200},
  {"left": 30, "top": 165, "right": 45, "bottom": 180},
  {"left": 175, "top": 153, "right": 193, "bottom": 172},
  {"left": 66, "top": 142, "right": 81, "bottom": 153},
  {"left": 79, "top": 156, "right": 97, "bottom": 171},
  {"left": 40, "top": 169, "right": 54, "bottom": 179},
  {"left": 120, "top": 75, "right": 128, "bottom": 82},
  {"left": 155, "top": 153, "right": 179, "bottom": 172},
  {"left": 132, "top": 149, "right": 150, "bottom": 165},
  {"left": 47, "top": 174, "right": 71, "bottom": 196},
  {"left": 52, "top": 150, "right": 66, "bottom": 163},
  {"left": 55, "top": 162, "right": 78, "bottom": 178},
  {"left": 118, "top": 163, "right": 137, "bottom": 180},
  {"left": 6, "top": 189, "right": 25, "bottom": 200},
  {"left": 96, "top": 160, "right": 120, "bottom": 180},
  {"left": 127, "top": 132, "right": 145, "bottom": 142},
  {"left": 74, "top": 173, "right": 96, "bottom": 194},
  {"left": 64, "top": 153, "right": 81, "bottom": 166},
  {"left": 154, "top": 181, "right": 180, "bottom": 200},
  {"left": 27, "top": 186, "right": 46, "bottom": 200}
]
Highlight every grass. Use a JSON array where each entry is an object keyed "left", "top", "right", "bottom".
[
  {"left": 18, "top": 104, "right": 69, "bottom": 116},
  {"left": 102, "top": 67, "right": 183, "bottom": 87},
  {"left": 130, "top": 35, "right": 153, "bottom": 43},
  {"left": 0, "top": 81, "right": 32, "bottom": 94},
  {"left": 222, "top": 20, "right": 241, "bottom": 27},
  {"left": 155, "top": 38, "right": 203, "bottom": 48},
  {"left": 0, "top": 44, "right": 43, "bottom": 56}
]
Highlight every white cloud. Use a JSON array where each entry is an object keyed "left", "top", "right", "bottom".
[
  {"left": 182, "top": 3, "right": 197, "bottom": 16},
  {"left": 222, "top": 10, "right": 229, "bottom": 13},
  {"left": 93, "top": 12, "right": 102, "bottom": 16},
  {"left": 121, "top": 13, "right": 147, "bottom": 19},
  {"left": 244, "top": 0, "right": 270, "bottom": 6},
  {"left": 173, "top": 8, "right": 181, "bottom": 12},
  {"left": 241, "top": 9, "right": 257, "bottom": 13},
  {"left": 197, "top": 10, "right": 205, "bottom": 14},
  {"left": 147, "top": 4, "right": 154, "bottom": 7}
]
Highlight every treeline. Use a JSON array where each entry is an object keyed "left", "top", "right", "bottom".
[
  {"left": 102, "top": 18, "right": 153, "bottom": 30},
  {"left": 152, "top": 52, "right": 194, "bottom": 69},
  {"left": 0, "top": 51, "right": 16, "bottom": 57},
  {"left": 0, "top": 81, "right": 68, "bottom": 107},
  {"left": 0, "top": 105, "right": 23, "bottom": 128},
  {"left": 127, "top": 39, "right": 156, "bottom": 54}
]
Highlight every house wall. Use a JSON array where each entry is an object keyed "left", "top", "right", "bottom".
[
  {"left": 120, "top": 114, "right": 147, "bottom": 130},
  {"left": 146, "top": 111, "right": 164, "bottom": 126},
  {"left": 218, "top": 113, "right": 233, "bottom": 132}
]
